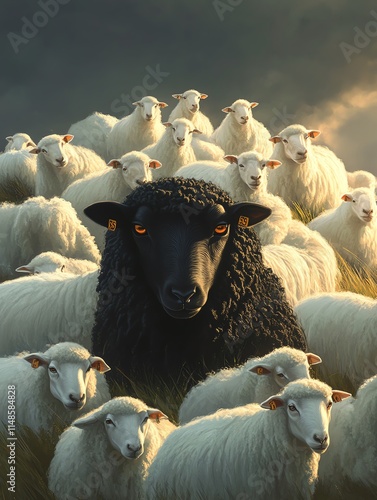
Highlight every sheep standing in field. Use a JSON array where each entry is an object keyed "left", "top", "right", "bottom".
[
  {"left": 48, "top": 396, "right": 175, "bottom": 500},
  {"left": 0, "top": 148, "right": 37, "bottom": 200},
  {"left": 176, "top": 150, "right": 291, "bottom": 245},
  {"left": 84, "top": 177, "right": 306, "bottom": 388},
  {"left": 4, "top": 132, "right": 36, "bottom": 152},
  {"left": 15, "top": 251, "right": 99, "bottom": 275},
  {"left": 146, "top": 379, "right": 351, "bottom": 500},
  {"left": 308, "top": 187, "right": 377, "bottom": 270},
  {"left": 0, "top": 196, "right": 100, "bottom": 281},
  {"left": 68, "top": 111, "right": 119, "bottom": 160},
  {"left": 347, "top": 169, "right": 376, "bottom": 190},
  {"left": 62, "top": 151, "right": 161, "bottom": 251},
  {"left": 318, "top": 375, "right": 377, "bottom": 495},
  {"left": 267, "top": 124, "right": 349, "bottom": 216},
  {"left": 179, "top": 346, "right": 322, "bottom": 424},
  {"left": 210, "top": 99, "right": 273, "bottom": 157},
  {"left": 295, "top": 291, "right": 377, "bottom": 388},
  {"left": 31, "top": 134, "right": 107, "bottom": 198},
  {"left": 0, "top": 342, "right": 110, "bottom": 432},
  {"left": 0, "top": 270, "right": 100, "bottom": 354},
  {"left": 143, "top": 119, "right": 200, "bottom": 179},
  {"left": 107, "top": 96, "right": 167, "bottom": 159},
  {"left": 168, "top": 89, "right": 213, "bottom": 135}
]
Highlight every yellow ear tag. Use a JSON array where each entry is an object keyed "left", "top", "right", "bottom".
[
  {"left": 333, "top": 394, "right": 341, "bottom": 403},
  {"left": 269, "top": 401, "right": 277, "bottom": 410},
  {"left": 31, "top": 359, "right": 40, "bottom": 369},
  {"left": 238, "top": 216, "right": 249, "bottom": 227},
  {"left": 257, "top": 367, "right": 264, "bottom": 375},
  {"left": 108, "top": 219, "right": 117, "bottom": 231}
]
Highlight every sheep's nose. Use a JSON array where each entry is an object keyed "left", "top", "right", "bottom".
[
  {"left": 313, "top": 433, "right": 328, "bottom": 446},
  {"left": 146, "top": 114, "right": 152, "bottom": 119},
  {"left": 56, "top": 157, "right": 65, "bottom": 164},
  {"left": 172, "top": 288, "right": 196, "bottom": 304},
  {"left": 241, "top": 116, "right": 249, "bottom": 121},
  {"left": 191, "top": 104, "right": 198, "bottom": 110},
  {"left": 297, "top": 150, "right": 307, "bottom": 156},
  {"left": 363, "top": 209, "right": 373, "bottom": 215},
  {"left": 177, "top": 137, "right": 185, "bottom": 144},
  {"left": 127, "top": 443, "right": 142, "bottom": 452},
  {"left": 69, "top": 393, "right": 85, "bottom": 403},
  {"left": 251, "top": 175, "right": 261, "bottom": 181}
]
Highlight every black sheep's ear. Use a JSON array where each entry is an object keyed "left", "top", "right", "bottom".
[
  {"left": 228, "top": 202, "right": 271, "bottom": 227},
  {"left": 84, "top": 202, "right": 132, "bottom": 231}
]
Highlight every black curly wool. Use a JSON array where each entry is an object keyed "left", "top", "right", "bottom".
[{"left": 93, "top": 178, "right": 306, "bottom": 387}]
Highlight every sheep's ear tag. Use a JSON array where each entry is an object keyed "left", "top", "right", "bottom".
[
  {"left": 269, "top": 401, "right": 278, "bottom": 410},
  {"left": 108, "top": 219, "right": 117, "bottom": 231},
  {"left": 238, "top": 216, "right": 249, "bottom": 227},
  {"left": 31, "top": 358, "right": 40, "bottom": 369}
]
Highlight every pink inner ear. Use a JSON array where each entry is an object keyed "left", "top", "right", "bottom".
[
  {"left": 149, "top": 160, "right": 162, "bottom": 169},
  {"left": 224, "top": 155, "right": 238, "bottom": 165},
  {"left": 341, "top": 194, "right": 352, "bottom": 202},
  {"left": 63, "top": 134, "right": 74, "bottom": 143},
  {"left": 269, "top": 136, "right": 282, "bottom": 144}
]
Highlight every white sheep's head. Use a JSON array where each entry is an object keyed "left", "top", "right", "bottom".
[
  {"left": 163, "top": 118, "right": 202, "bottom": 147},
  {"left": 29, "top": 134, "right": 74, "bottom": 168},
  {"left": 16, "top": 251, "right": 68, "bottom": 275},
  {"left": 341, "top": 188, "right": 376, "bottom": 223},
  {"left": 23, "top": 342, "right": 110, "bottom": 411},
  {"left": 248, "top": 349, "right": 322, "bottom": 389},
  {"left": 108, "top": 151, "right": 161, "bottom": 190},
  {"left": 224, "top": 151, "right": 281, "bottom": 191},
  {"left": 222, "top": 99, "right": 259, "bottom": 125},
  {"left": 172, "top": 89, "right": 208, "bottom": 114},
  {"left": 133, "top": 95, "right": 168, "bottom": 122},
  {"left": 5, "top": 132, "right": 36, "bottom": 151},
  {"left": 73, "top": 397, "right": 167, "bottom": 460},
  {"left": 260, "top": 379, "right": 350, "bottom": 454},
  {"left": 270, "top": 124, "right": 321, "bottom": 165}
]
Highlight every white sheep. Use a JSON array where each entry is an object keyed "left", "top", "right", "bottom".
[
  {"left": 107, "top": 96, "right": 167, "bottom": 159},
  {"left": 31, "top": 134, "right": 107, "bottom": 198},
  {"left": 295, "top": 291, "right": 377, "bottom": 388},
  {"left": 210, "top": 98, "right": 273, "bottom": 157},
  {"left": 191, "top": 135, "right": 225, "bottom": 161},
  {"left": 168, "top": 89, "right": 213, "bottom": 136},
  {"left": 0, "top": 148, "right": 37, "bottom": 195},
  {"left": 0, "top": 196, "right": 100, "bottom": 281},
  {"left": 62, "top": 151, "right": 161, "bottom": 251},
  {"left": 318, "top": 375, "right": 377, "bottom": 494},
  {"left": 262, "top": 220, "right": 340, "bottom": 307},
  {"left": 0, "top": 342, "right": 110, "bottom": 432},
  {"left": 347, "top": 169, "right": 376, "bottom": 190},
  {"left": 267, "top": 124, "right": 349, "bottom": 216},
  {"left": 146, "top": 379, "right": 351, "bottom": 500},
  {"left": 179, "top": 346, "right": 322, "bottom": 424},
  {"left": 308, "top": 187, "right": 377, "bottom": 269},
  {"left": 68, "top": 111, "right": 119, "bottom": 160},
  {"left": 48, "top": 396, "right": 176, "bottom": 500},
  {"left": 143, "top": 118, "right": 199, "bottom": 179},
  {"left": 15, "top": 251, "right": 99, "bottom": 275},
  {"left": 4, "top": 132, "right": 36, "bottom": 152},
  {"left": 176, "top": 151, "right": 291, "bottom": 245},
  {"left": 0, "top": 270, "right": 99, "bottom": 354}
]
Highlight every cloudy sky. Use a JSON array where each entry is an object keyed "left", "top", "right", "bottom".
[{"left": 2, "top": 0, "right": 377, "bottom": 173}]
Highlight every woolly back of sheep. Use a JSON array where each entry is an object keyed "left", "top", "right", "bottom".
[{"left": 93, "top": 177, "right": 306, "bottom": 388}]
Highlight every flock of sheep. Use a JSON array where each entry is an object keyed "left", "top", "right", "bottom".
[{"left": 1, "top": 88, "right": 377, "bottom": 499}]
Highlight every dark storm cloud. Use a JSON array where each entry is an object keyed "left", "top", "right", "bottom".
[{"left": 1, "top": 0, "right": 377, "bottom": 148}]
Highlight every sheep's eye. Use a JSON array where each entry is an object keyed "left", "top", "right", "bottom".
[
  {"left": 41, "top": 148, "right": 47, "bottom": 153},
  {"left": 49, "top": 367, "right": 57, "bottom": 374},
  {"left": 239, "top": 164, "right": 245, "bottom": 168},
  {"left": 34, "top": 270, "right": 41, "bottom": 275},
  {"left": 105, "top": 418, "right": 114, "bottom": 425},
  {"left": 142, "top": 416, "right": 149, "bottom": 424},
  {"left": 327, "top": 402, "right": 333, "bottom": 410},
  {"left": 352, "top": 200, "right": 356, "bottom": 203},
  {"left": 214, "top": 224, "right": 228, "bottom": 235},
  {"left": 277, "top": 373, "right": 286, "bottom": 378},
  {"left": 122, "top": 166, "right": 128, "bottom": 171},
  {"left": 86, "top": 365, "right": 92, "bottom": 373},
  {"left": 261, "top": 163, "right": 266, "bottom": 168},
  {"left": 134, "top": 224, "right": 147, "bottom": 235},
  {"left": 304, "top": 135, "right": 309, "bottom": 140},
  {"left": 172, "top": 127, "right": 176, "bottom": 132},
  {"left": 288, "top": 404, "right": 297, "bottom": 412},
  {"left": 282, "top": 139, "right": 288, "bottom": 144},
  {"left": 183, "top": 96, "right": 187, "bottom": 99}
]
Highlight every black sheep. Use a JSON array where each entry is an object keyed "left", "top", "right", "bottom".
[{"left": 85, "top": 178, "right": 306, "bottom": 387}]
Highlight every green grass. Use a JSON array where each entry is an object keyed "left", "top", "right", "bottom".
[{"left": 2, "top": 204, "right": 377, "bottom": 499}]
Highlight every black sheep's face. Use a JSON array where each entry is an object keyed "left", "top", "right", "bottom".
[{"left": 84, "top": 201, "right": 271, "bottom": 319}]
